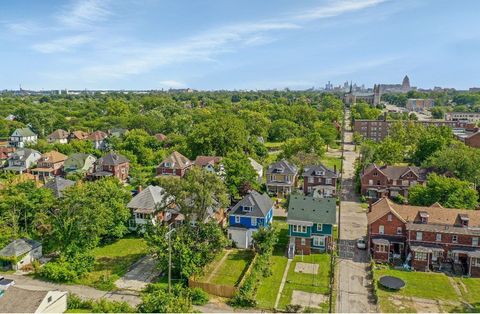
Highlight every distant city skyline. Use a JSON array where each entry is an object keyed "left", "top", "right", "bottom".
[{"left": 1, "top": 0, "right": 480, "bottom": 90}]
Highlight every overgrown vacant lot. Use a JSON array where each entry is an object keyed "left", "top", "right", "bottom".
[
  {"left": 374, "top": 266, "right": 480, "bottom": 312},
  {"left": 75, "top": 237, "right": 148, "bottom": 290},
  {"left": 198, "top": 249, "right": 254, "bottom": 287}
]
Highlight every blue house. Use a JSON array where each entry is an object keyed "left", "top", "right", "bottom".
[
  {"left": 287, "top": 194, "right": 336, "bottom": 257},
  {"left": 227, "top": 191, "right": 274, "bottom": 249}
]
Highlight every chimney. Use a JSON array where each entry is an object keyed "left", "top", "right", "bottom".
[
  {"left": 138, "top": 185, "right": 143, "bottom": 193},
  {"left": 383, "top": 112, "right": 387, "bottom": 121}
]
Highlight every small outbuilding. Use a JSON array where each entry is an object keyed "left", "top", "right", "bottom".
[{"left": 0, "top": 239, "right": 42, "bottom": 270}]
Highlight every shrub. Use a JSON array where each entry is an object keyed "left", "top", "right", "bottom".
[
  {"left": 285, "top": 304, "right": 302, "bottom": 312},
  {"left": 91, "top": 298, "right": 135, "bottom": 313},
  {"left": 39, "top": 261, "right": 78, "bottom": 282},
  {"left": 190, "top": 288, "right": 209, "bottom": 305}
]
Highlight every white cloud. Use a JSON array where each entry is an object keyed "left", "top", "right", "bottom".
[
  {"left": 32, "top": 34, "right": 92, "bottom": 53},
  {"left": 4, "top": 22, "right": 41, "bottom": 35},
  {"left": 58, "top": 0, "right": 111, "bottom": 28},
  {"left": 294, "top": 0, "right": 386, "bottom": 21},
  {"left": 159, "top": 80, "right": 186, "bottom": 89}
]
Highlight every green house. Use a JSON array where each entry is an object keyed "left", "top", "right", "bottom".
[{"left": 287, "top": 194, "right": 336, "bottom": 257}]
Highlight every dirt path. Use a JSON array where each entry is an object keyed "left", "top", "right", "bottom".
[
  {"left": 274, "top": 259, "right": 292, "bottom": 309},
  {"left": 206, "top": 250, "right": 231, "bottom": 283}
]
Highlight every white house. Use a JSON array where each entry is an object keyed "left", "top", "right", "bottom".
[
  {"left": 248, "top": 157, "right": 263, "bottom": 183},
  {"left": 4, "top": 149, "right": 41, "bottom": 174},
  {"left": 9, "top": 128, "right": 37, "bottom": 148},
  {"left": 0, "top": 238, "right": 42, "bottom": 270},
  {"left": 0, "top": 287, "right": 67, "bottom": 313}
]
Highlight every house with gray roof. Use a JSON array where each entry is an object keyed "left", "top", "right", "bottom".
[
  {"left": 0, "top": 238, "right": 42, "bottom": 270},
  {"left": 227, "top": 191, "right": 274, "bottom": 249},
  {"left": 4, "top": 148, "right": 41, "bottom": 173},
  {"left": 0, "top": 287, "right": 67, "bottom": 313},
  {"left": 287, "top": 194, "right": 336, "bottom": 257},
  {"left": 9, "top": 127, "right": 37, "bottom": 148},
  {"left": 92, "top": 152, "right": 130, "bottom": 182},
  {"left": 303, "top": 164, "right": 338, "bottom": 197},
  {"left": 266, "top": 160, "right": 298, "bottom": 196},
  {"left": 127, "top": 185, "right": 174, "bottom": 230},
  {"left": 43, "top": 177, "right": 75, "bottom": 198}
]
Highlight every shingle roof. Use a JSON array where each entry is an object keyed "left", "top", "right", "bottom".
[
  {"left": 43, "top": 177, "right": 75, "bottom": 198},
  {"left": 160, "top": 151, "right": 191, "bottom": 169},
  {"left": 47, "top": 129, "right": 69, "bottom": 140},
  {"left": 12, "top": 127, "right": 36, "bottom": 137},
  {"left": 363, "top": 164, "right": 428, "bottom": 181},
  {"left": 367, "top": 197, "right": 480, "bottom": 228},
  {"left": 0, "top": 238, "right": 41, "bottom": 257},
  {"left": 194, "top": 156, "right": 222, "bottom": 167},
  {"left": 98, "top": 152, "right": 129, "bottom": 166},
  {"left": 38, "top": 151, "right": 68, "bottom": 163},
  {"left": 266, "top": 160, "right": 297, "bottom": 175},
  {"left": 70, "top": 130, "right": 89, "bottom": 140},
  {"left": 230, "top": 191, "right": 273, "bottom": 217},
  {"left": 287, "top": 194, "right": 337, "bottom": 224},
  {"left": 0, "top": 147, "right": 15, "bottom": 159},
  {"left": 0, "top": 287, "right": 51, "bottom": 313},
  {"left": 88, "top": 130, "right": 108, "bottom": 141},
  {"left": 9, "top": 148, "right": 40, "bottom": 162},
  {"left": 154, "top": 133, "right": 167, "bottom": 141},
  {"left": 127, "top": 185, "right": 168, "bottom": 211},
  {"left": 303, "top": 164, "right": 338, "bottom": 178}
]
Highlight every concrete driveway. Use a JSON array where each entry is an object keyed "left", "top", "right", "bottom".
[{"left": 115, "top": 255, "right": 160, "bottom": 291}]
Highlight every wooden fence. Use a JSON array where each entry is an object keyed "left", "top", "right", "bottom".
[{"left": 188, "top": 278, "right": 238, "bottom": 298}]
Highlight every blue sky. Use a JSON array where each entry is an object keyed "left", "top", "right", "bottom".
[{"left": 1, "top": 0, "right": 479, "bottom": 90}]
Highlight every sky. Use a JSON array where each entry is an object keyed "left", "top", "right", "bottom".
[{"left": 1, "top": 0, "right": 480, "bottom": 90}]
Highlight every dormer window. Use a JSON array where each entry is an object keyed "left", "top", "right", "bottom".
[
  {"left": 419, "top": 211, "right": 429, "bottom": 224},
  {"left": 243, "top": 206, "right": 252, "bottom": 212},
  {"left": 164, "top": 162, "right": 172, "bottom": 168},
  {"left": 460, "top": 214, "right": 469, "bottom": 227},
  {"left": 373, "top": 171, "right": 378, "bottom": 176},
  {"left": 275, "top": 167, "right": 284, "bottom": 173},
  {"left": 315, "top": 170, "right": 325, "bottom": 176}
]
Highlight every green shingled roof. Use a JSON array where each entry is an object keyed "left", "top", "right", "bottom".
[{"left": 287, "top": 194, "right": 337, "bottom": 224}]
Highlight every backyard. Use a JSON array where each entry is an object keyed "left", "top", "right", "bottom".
[
  {"left": 374, "top": 265, "right": 480, "bottom": 313},
  {"left": 74, "top": 237, "right": 148, "bottom": 290}
]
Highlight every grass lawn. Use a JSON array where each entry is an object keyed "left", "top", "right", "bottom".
[
  {"left": 255, "top": 218, "right": 289, "bottom": 309},
  {"left": 321, "top": 156, "right": 341, "bottom": 171},
  {"left": 75, "top": 237, "right": 148, "bottom": 290},
  {"left": 278, "top": 253, "right": 330, "bottom": 310},
  {"left": 209, "top": 250, "right": 254, "bottom": 286},
  {"left": 265, "top": 142, "right": 284, "bottom": 150},
  {"left": 456, "top": 277, "right": 480, "bottom": 304}
]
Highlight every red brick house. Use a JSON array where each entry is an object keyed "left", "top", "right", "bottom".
[
  {"left": 30, "top": 151, "right": 68, "bottom": 180},
  {"left": 0, "top": 147, "right": 15, "bottom": 167},
  {"left": 92, "top": 152, "right": 130, "bottom": 182},
  {"left": 156, "top": 151, "right": 192, "bottom": 177},
  {"left": 367, "top": 198, "right": 480, "bottom": 277},
  {"left": 361, "top": 164, "right": 427, "bottom": 200},
  {"left": 302, "top": 164, "right": 338, "bottom": 197}
]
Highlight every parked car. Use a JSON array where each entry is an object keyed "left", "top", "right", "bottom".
[
  {"left": 0, "top": 276, "right": 15, "bottom": 289},
  {"left": 356, "top": 238, "right": 366, "bottom": 250}
]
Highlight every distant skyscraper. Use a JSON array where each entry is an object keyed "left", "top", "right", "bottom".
[{"left": 402, "top": 75, "right": 410, "bottom": 91}]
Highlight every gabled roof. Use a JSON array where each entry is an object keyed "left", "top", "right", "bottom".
[
  {"left": 43, "top": 177, "right": 75, "bottom": 198},
  {"left": 194, "top": 156, "right": 222, "bottom": 167},
  {"left": 38, "top": 151, "right": 68, "bottom": 163},
  {"left": 97, "top": 152, "right": 129, "bottom": 166},
  {"left": 8, "top": 148, "right": 40, "bottom": 161},
  {"left": 0, "top": 287, "right": 55, "bottom": 313},
  {"left": 363, "top": 163, "right": 428, "bottom": 181},
  {"left": 266, "top": 160, "right": 297, "bottom": 175},
  {"left": 160, "top": 151, "right": 191, "bottom": 169},
  {"left": 154, "top": 133, "right": 167, "bottom": 141},
  {"left": 230, "top": 191, "right": 273, "bottom": 218},
  {"left": 0, "top": 147, "right": 15, "bottom": 159},
  {"left": 88, "top": 130, "right": 108, "bottom": 141},
  {"left": 47, "top": 129, "right": 69, "bottom": 140},
  {"left": 287, "top": 194, "right": 336, "bottom": 225},
  {"left": 12, "top": 127, "right": 36, "bottom": 137},
  {"left": 127, "top": 185, "right": 168, "bottom": 211},
  {"left": 0, "top": 238, "right": 41, "bottom": 257},
  {"left": 70, "top": 130, "right": 89, "bottom": 140},
  {"left": 303, "top": 164, "right": 338, "bottom": 178},
  {"left": 367, "top": 197, "right": 480, "bottom": 228}
]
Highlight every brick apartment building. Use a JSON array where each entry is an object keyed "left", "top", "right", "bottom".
[
  {"left": 354, "top": 113, "right": 468, "bottom": 141},
  {"left": 360, "top": 164, "right": 427, "bottom": 199},
  {"left": 406, "top": 99, "right": 434, "bottom": 112},
  {"left": 445, "top": 112, "right": 480, "bottom": 123},
  {"left": 367, "top": 198, "right": 480, "bottom": 277}
]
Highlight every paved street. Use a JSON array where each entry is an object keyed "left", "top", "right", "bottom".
[
  {"left": 3, "top": 274, "right": 142, "bottom": 307},
  {"left": 336, "top": 110, "right": 377, "bottom": 313}
]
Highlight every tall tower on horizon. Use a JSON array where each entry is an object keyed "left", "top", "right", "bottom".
[{"left": 402, "top": 75, "right": 410, "bottom": 91}]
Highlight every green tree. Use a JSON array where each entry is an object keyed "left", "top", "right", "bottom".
[
  {"left": 223, "top": 152, "right": 259, "bottom": 198},
  {"left": 409, "top": 174, "right": 478, "bottom": 209},
  {"left": 138, "top": 284, "right": 193, "bottom": 313},
  {"left": 268, "top": 119, "right": 300, "bottom": 142}
]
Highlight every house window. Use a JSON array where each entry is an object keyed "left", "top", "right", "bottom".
[
  {"left": 387, "top": 214, "right": 392, "bottom": 222},
  {"left": 473, "top": 258, "right": 480, "bottom": 267},
  {"left": 436, "top": 233, "right": 442, "bottom": 242},
  {"left": 416, "top": 232, "right": 423, "bottom": 241},
  {"left": 379, "top": 225, "right": 384, "bottom": 234},
  {"left": 301, "top": 238, "right": 306, "bottom": 245},
  {"left": 373, "top": 171, "right": 378, "bottom": 176},
  {"left": 368, "top": 180, "right": 373, "bottom": 185},
  {"left": 325, "top": 178, "right": 332, "bottom": 185},
  {"left": 243, "top": 206, "right": 252, "bottom": 212},
  {"left": 415, "top": 252, "right": 427, "bottom": 261},
  {"left": 313, "top": 236, "right": 325, "bottom": 247},
  {"left": 377, "top": 180, "right": 381, "bottom": 185},
  {"left": 432, "top": 251, "right": 443, "bottom": 261},
  {"left": 396, "top": 227, "right": 402, "bottom": 235},
  {"left": 293, "top": 225, "right": 307, "bottom": 233},
  {"left": 251, "top": 217, "right": 257, "bottom": 226},
  {"left": 308, "top": 177, "right": 314, "bottom": 183},
  {"left": 452, "top": 235, "right": 458, "bottom": 243},
  {"left": 235, "top": 216, "right": 240, "bottom": 224},
  {"left": 164, "top": 162, "right": 171, "bottom": 167},
  {"left": 316, "top": 224, "right": 323, "bottom": 232},
  {"left": 473, "top": 237, "right": 479, "bottom": 247},
  {"left": 376, "top": 244, "right": 387, "bottom": 252}
]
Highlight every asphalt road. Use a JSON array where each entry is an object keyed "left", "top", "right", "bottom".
[{"left": 336, "top": 110, "right": 377, "bottom": 313}]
